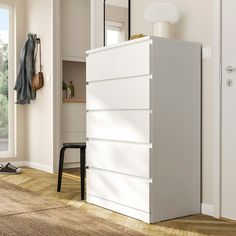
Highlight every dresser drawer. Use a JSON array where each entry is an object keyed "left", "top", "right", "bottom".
[
  {"left": 114, "top": 42, "right": 150, "bottom": 78},
  {"left": 86, "top": 41, "right": 151, "bottom": 82},
  {"left": 87, "top": 76, "right": 150, "bottom": 110},
  {"left": 87, "top": 110, "right": 150, "bottom": 143},
  {"left": 87, "top": 168, "right": 150, "bottom": 212},
  {"left": 86, "top": 140, "right": 150, "bottom": 178},
  {"left": 87, "top": 49, "right": 114, "bottom": 82}
]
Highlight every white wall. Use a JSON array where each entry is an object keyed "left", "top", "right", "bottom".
[
  {"left": 0, "top": 0, "right": 26, "bottom": 163},
  {"left": 25, "top": 0, "right": 54, "bottom": 172},
  {"left": 91, "top": 0, "right": 216, "bottom": 207},
  {"left": 1, "top": 0, "right": 59, "bottom": 173}
]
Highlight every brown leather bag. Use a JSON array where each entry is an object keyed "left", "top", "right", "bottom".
[{"left": 32, "top": 39, "right": 44, "bottom": 91}]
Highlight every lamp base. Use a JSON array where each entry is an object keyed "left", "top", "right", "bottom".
[{"left": 154, "top": 22, "right": 172, "bottom": 38}]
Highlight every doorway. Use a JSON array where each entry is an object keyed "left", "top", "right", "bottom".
[{"left": 58, "top": 0, "right": 90, "bottom": 171}]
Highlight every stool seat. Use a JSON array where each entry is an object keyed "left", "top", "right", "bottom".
[
  {"left": 57, "top": 142, "right": 86, "bottom": 200},
  {"left": 63, "top": 143, "right": 86, "bottom": 149}
]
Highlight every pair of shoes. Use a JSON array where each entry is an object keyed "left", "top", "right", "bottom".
[{"left": 0, "top": 163, "right": 22, "bottom": 174}]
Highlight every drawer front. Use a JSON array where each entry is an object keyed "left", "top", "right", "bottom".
[
  {"left": 87, "top": 110, "right": 150, "bottom": 143},
  {"left": 114, "top": 42, "right": 150, "bottom": 78},
  {"left": 87, "top": 76, "right": 150, "bottom": 110},
  {"left": 87, "top": 168, "right": 150, "bottom": 212},
  {"left": 87, "top": 50, "right": 114, "bottom": 82},
  {"left": 87, "top": 41, "right": 151, "bottom": 82},
  {"left": 86, "top": 140, "right": 150, "bottom": 178}
]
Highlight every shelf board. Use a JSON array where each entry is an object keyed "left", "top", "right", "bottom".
[
  {"left": 62, "top": 55, "right": 86, "bottom": 63},
  {"left": 63, "top": 97, "right": 86, "bottom": 103}
]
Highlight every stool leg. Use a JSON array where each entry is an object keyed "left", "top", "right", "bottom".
[
  {"left": 57, "top": 147, "right": 66, "bottom": 192},
  {"left": 80, "top": 148, "right": 86, "bottom": 200}
]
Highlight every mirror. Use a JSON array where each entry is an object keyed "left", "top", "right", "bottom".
[{"left": 104, "top": 0, "right": 130, "bottom": 46}]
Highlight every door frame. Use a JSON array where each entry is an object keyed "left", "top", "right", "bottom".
[
  {"left": 53, "top": 0, "right": 62, "bottom": 173},
  {"left": 213, "top": 0, "right": 222, "bottom": 219}
]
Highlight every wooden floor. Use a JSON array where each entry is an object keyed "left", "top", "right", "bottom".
[{"left": 0, "top": 167, "right": 236, "bottom": 236}]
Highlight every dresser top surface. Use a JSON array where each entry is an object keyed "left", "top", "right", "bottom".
[
  {"left": 86, "top": 36, "right": 201, "bottom": 55},
  {"left": 86, "top": 36, "right": 152, "bottom": 55}
]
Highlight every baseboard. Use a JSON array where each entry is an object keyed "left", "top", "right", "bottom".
[
  {"left": 0, "top": 161, "right": 27, "bottom": 168},
  {"left": 0, "top": 160, "right": 78, "bottom": 173},
  {"left": 1, "top": 161, "right": 54, "bottom": 174},
  {"left": 201, "top": 203, "right": 214, "bottom": 217},
  {"left": 25, "top": 162, "right": 54, "bottom": 173}
]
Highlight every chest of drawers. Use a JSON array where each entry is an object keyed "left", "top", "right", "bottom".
[{"left": 86, "top": 36, "right": 201, "bottom": 223}]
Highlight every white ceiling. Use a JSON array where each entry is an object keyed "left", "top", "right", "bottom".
[{"left": 106, "top": 0, "right": 128, "bottom": 8}]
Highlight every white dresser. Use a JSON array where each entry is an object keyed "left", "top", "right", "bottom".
[{"left": 86, "top": 36, "right": 201, "bottom": 223}]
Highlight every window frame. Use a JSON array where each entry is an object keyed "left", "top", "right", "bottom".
[
  {"left": 105, "top": 21, "right": 125, "bottom": 46},
  {"left": 0, "top": 3, "right": 15, "bottom": 158}
]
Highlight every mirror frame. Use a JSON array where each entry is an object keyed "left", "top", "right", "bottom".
[{"left": 103, "top": 0, "right": 131, "bottom": 46}]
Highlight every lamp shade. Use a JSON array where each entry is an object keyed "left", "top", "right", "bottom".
[{"left": 144, "top": 3, "right": 180, "bottom": 24}]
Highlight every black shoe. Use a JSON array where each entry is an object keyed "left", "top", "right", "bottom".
[{"left": 0, "top": 163, "right": 22, "bottom": 174}]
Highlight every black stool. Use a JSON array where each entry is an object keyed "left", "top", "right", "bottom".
[{"left": 57, "top": 143, "right": 86, "bottom": 200}]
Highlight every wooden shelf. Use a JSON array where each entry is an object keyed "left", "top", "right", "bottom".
[
  {"left": 62, "top": 56, "right": 86, "bottom": 63},
  {"left": 63, "top": 98, "right": 86, "bottom": 103}
]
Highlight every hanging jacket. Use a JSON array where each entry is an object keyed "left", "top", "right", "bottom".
[{"left": 14, "top": 34, "right": 37, "bottom": 104}]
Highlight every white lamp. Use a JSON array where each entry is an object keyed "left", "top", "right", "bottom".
[{"left": 144, "top": 3, "right": 180, "bottom": 38}]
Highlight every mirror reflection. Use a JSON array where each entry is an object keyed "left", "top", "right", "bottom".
[{"left": 104, "top": 0, "right": 130, "bottom": 46}]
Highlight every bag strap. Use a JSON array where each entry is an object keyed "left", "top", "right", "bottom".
[
  {"left": 34, "top": 38, "right": 42, "bottom": 73},
  {"left": 38, "top": 39, "right": 42, "bottom": 72}
]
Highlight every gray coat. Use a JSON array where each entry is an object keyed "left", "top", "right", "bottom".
[{"left": 14, "top": 34, "right": 37, "bottom": 104}]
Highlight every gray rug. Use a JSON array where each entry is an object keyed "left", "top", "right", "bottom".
[
  {"left": 0, "top": 207, "right": 145, "bottom": 236},
  {"left": 0, "top": 180, "right": 65, "bottom": 216}
]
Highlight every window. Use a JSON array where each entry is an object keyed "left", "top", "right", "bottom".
[
  {"left": 105, "top": 21, "right": 125, "bottom": 46},
  {"left": 0, "top": 5, "right": 14, "bottom": 157}
]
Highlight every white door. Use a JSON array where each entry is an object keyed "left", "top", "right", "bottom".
[{"left": 222, "top": 0, "right": 236, "bottom": 220}]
